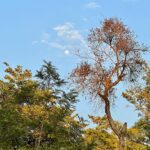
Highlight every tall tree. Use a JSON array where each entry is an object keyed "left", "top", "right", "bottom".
[
  {"left": 35, "top": 60, "right": 66, "bottom": 89},
  {"left": 70, "top": 18, "right": 147, "bottom": 150}
]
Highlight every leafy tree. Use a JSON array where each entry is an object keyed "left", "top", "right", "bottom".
[
  {"left": 0, "top": 62, "right": 85, "bottom": 150},
  {"left": 70, "top": 18, "right": 147, "bottom": 150},
  {"left": 84, "top": 115, "right": 118, "bottom": 150},
  {"left": 127, "top": 118, "right": 150, "bottom": 149},
  {"left": 35, "top": 60, "right": 66, "bottom": 89},
  {"left": 123, "top": 66, "right": 150, "bottom": 147},
  {"left": 83, "top": 115, "right": 146, "bottom": 150}
]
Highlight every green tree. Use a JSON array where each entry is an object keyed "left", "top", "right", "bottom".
[
  {"left": 84, "top": 115, "right": 118, "bottom": 150},
  {"left": 123, "top": 66, "right": 150, "bottom": 147},
  {"left": 0, "top": 62, "right": 85, "bottom": 150},
  {"left": 83, "top": 115, "right": 146, "bottom": 150},
  {"left": 35, "top": 60, "right": 66, "bottom": 89}
]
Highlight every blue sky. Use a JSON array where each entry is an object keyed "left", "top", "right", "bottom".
[{"left": 0, "top": 0, "right": 150, "bottom": 127}]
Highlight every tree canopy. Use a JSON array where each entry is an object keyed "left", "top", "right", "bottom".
[{"left": 0, "top": 62, "right": 85, "bottom": 150}]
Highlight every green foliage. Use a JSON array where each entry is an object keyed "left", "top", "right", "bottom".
[
  {"left": 123, "top": 66, "right": 150, "bottom": 146},
  {"left": 83, "top": 115, "right": 147, "bottom": 150},
  {"left": 84, "top": 116, "right": 118, "bottom": 150},
  {"left": 35, "top": 60, "right": 66, "bottom": 89},
  {"left": 0, "top": 62, "right": 85, "bottom": 150}
]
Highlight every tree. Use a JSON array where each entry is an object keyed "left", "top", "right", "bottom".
[
  {"left": 35, "top": 60, "right": 66, "bottom": 89},
  {"left": 83, "top": 115, "right": 146, "bottom": 150},
  {"left": 84, "top": 115, "right": 118, "bottom": 150},
  {"left": 70, "top": 18, "right": 147, "bottom": 150},
  {"left": 123, "top": 66, "right": 150, "bottom": 119},
  {"left": 123, "top": 66, "right": 150, "bottom": 147},
  {"left": 127, "top": 118, "right": 150, "bottom": 149},
  {"left": 0, "top": 62, "right": 85, "bottom": 150}
]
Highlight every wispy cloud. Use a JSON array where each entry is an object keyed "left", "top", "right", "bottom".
[
  {"left": 32, "top": 32, "right": 50, "bottom": 45},
  {"left": 52, "top": 22, "right": 88, "bottom": 55},
  {"left": 32, "top": 22, "right": 88, "bottom": 56},
  {"left": 53, "top": 22, "right": 84, "bottom": 42},
  {"left": 49, "top": 42, "right": 65, "bottom": 50},
  {"left": 84, "top": 2, "right": 100, "bottom": 9},
  {"left": 49, "top": 42, "right": 73, "bottom": 55}
]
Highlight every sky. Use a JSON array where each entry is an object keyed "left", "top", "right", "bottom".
[{"left": 0, "top": 0, "right": 150, "bottom": 127}]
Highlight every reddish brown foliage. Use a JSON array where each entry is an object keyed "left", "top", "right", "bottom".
[{"left": 70, "top": 18, "right": 147, "bottom": 150}]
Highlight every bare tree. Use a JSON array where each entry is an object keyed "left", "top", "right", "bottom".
[{"left": 70, "top": 18, "right": 147, "bottom": 150}]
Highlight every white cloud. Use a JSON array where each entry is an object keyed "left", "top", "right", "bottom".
[
  {"left": 84, "top": 2, "right": 100, "bottom": 8},
  {"left": 53, "top": 22, "right": 88, "bottom": 49},
  {"left": 49, "top": 42, "right": 70, "bottom": 55},
  {"left": 53, "top": 22, "right": 90, "bottom": 57},
  {"left": 32, "top": 32, "right": 50, "bottom": 45},
  {"left": 53, "top": 22, "right": 84, "bottom": 42},
  {"left": 32, "top": 22, "right": 88, "bottom": 56}
]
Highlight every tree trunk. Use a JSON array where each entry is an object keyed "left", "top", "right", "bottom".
[
  {"left": 104, "top": 97, "right": 119, "bottom": 136},
  {"left": 119, "top": 136, "right": 125, "bottom": 150},
  {"left": 103, "top": 97, "right": 127, "bottom": 150}
]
